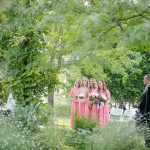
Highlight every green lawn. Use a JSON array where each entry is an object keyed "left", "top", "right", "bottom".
[{"left": 54, "top": 93, "right": 71, "bottom": 127}]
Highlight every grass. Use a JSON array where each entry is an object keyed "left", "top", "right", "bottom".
[
  {"left": 55, "top": 116, "right": 70, "bottom": 127},
  {"left": 54, "top": 93, "right": 70, "bottom": 127}
]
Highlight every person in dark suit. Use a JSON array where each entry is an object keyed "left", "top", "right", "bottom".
[
  {"left": 138, "top": 74, "right": 150, "bottom": 114},
  {"left": 138, "top": 74, "right": 150, "bottom": 148}
]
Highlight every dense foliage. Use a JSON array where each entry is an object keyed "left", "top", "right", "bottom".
[
  {"left": 0, "top": 108, "right": 148, "bottom": 150},
  {"left": 0, "top": 0, "right": 150, "bottom": 105},
  {"left": 0, "top": 0, "right": 59, "bottom": 104},
  {"left": 56, "top": 0, "right": 150, "bottom": 104}
]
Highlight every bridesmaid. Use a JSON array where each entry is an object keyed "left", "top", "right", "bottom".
[
  {"left": 85, "top": 78, "right": 98, "bottom": 121},
  {"left": 85, "top": 79, "right": 93, "bottom": 119},
  {"left": 90, "top": 79, "right": 99, "bottom": 121},
  {"left": 69, "top": 79, "right": 81, "bottom": 128},
  {"left": 78, "top": 77, "right": 89, "bottom": 118},
  {"left": 102, "top": 80, "right": 111, "bottom": 124},
  {"left": 98, "top": 80, "right": 111, "bottom": 127}
]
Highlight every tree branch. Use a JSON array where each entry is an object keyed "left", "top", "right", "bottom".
[
  {"left": 116, "top": 20, "right": 124, "bottom": 31},
  {"left": 119, "top": 10, "right": 150, "bottom": 21},
  {"left": 112, "top": 10, "right": 150, "bottom": 31},
  {"left": 100, "top": 25, "right": 117, "bottom": 37}
]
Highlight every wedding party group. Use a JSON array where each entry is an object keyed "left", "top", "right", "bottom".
[{"left": 69, "top": 77, "right": 111, "bottom": 128}]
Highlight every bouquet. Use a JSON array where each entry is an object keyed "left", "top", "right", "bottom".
[
  {"left": 74, "top": 96, "right": 84, "bottom": 99},
  {"left": 89, "top": 95, "right": 94, "bottom": 101},
  {"left": 89, "top": 95, "right": 99, "bottom": 104},
  {"left": 78, "top": 96, "right": 84, "bottom": 99},
  {"left": 98, "top": 95, "right": 107, "bottom": 104}
]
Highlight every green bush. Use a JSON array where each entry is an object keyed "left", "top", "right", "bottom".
[
  {"left": 32, "top": 127, "right": 73, "bottom": 150},
  {"left": 0, "top": 104, "right": 50, "bottom": 149},
  {"left": 0, "top": 105, "right": 74, "bottom": 150},
  {"left": 88, "top": 122, "right": 148, "bottom": 150},
  {"left": 0, "top": 113, "right": 31, "bottom": 150},
  {"left": 0, "top": 105, "right": 148, "bottom": 150},
  {"left": 65, "top": 114, "right": 97, "bottom": 150},
  {"left": 65, "top": 128, "right": 91, "bottom": 150},
  {"left": 74, "top": 114, "right": 97, "bottom": 131},
  {"left": 5, "top": 104, "right": 48, "bottom": 133}
]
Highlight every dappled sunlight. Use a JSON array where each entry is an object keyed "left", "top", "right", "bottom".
[{"left": 55, "top": 117, "right": 70, "bottom": 127}]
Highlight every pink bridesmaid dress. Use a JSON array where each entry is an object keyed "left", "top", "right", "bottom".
[
  {"left": 85, "top": 89, "right": 99, "bottom": 122},
  {"left": 78, "top": 93, "right": 85, "bottom": 118},
  {"left": 69, "top": 87, "right": 79, "bottom": 128},
  {"left": 103, "top": 90, "right": 111, "bottom": 125},
  {"left": 84, "top": 98, "right": 91, "bottom": 119},
  {"left": 98, "top": 96, "right": 105, "bottom": 127},
  {"left": 90, "top": 91, "right": 99, "bottom": 122},
  {"left": 78, "top": 92, "right": 86, "bottom": 118},
  {"left": 99, "top": 91, "right": 110, "bottom": 126}
]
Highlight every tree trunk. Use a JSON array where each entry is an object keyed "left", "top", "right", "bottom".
[
  {"left": 48, "top": 89, "right": 54, "bottom": 125},
  {"left": 48, "top": 89, "right": 54, "bottom": 107}
]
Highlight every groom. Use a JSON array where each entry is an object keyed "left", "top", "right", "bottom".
[
  {"left": 138, "top": 74, "right": 150, "bottom": 148},
  {"left": 138, "top": 74, "right": 150, "bottom": 114}
]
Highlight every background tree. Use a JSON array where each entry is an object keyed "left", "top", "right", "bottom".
[
  {"left": 0, "top": 0, "right": 150, "bottom": 107},
  {"left": 53, "top": 0, "right": 150, "bottom": 105},
  {"left": 0, "top": 0, "right": 59, "bottom": 105}
]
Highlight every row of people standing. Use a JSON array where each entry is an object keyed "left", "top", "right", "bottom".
[{"left": 69, "top": 77, "right": 111, "bottom": 128}]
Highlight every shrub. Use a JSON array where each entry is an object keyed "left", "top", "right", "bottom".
[
  {"left": 88, "top": 122, "right": 147, "bottom": 150},
  {"left": 0, "top": 105, "right": 73, "bottom": 150},
  {"left": 6, "top": 104, "right": 48, "bottom": 133},
  {"left": 65, "top": 128, "right": 91, "bottom": 150},
  {"left": 0, "top": 104, "right": 49, "bottom": 149},
  {"left": 32, "top": 126, "right": 73, "bottom": 150},
  {"left": 74, "top": 114, "right": 97, "bottom": 131},
  {"left": 0, "top": 113, "right": 31, "bottom": 150}
]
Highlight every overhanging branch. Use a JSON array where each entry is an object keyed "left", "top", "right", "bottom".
[{"left": 118, "top": 10, "right": 150, "bottom": 21}]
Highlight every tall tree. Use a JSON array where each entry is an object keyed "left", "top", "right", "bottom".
[
  {"left": 1, "top": 0, "right": 149, "bottom": 106},
  {"left": 0, "top": 0, "right": 58, "bottom": 105},
  {"left": 51, "top": 0, "right": 150, "bottom": 104}
]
